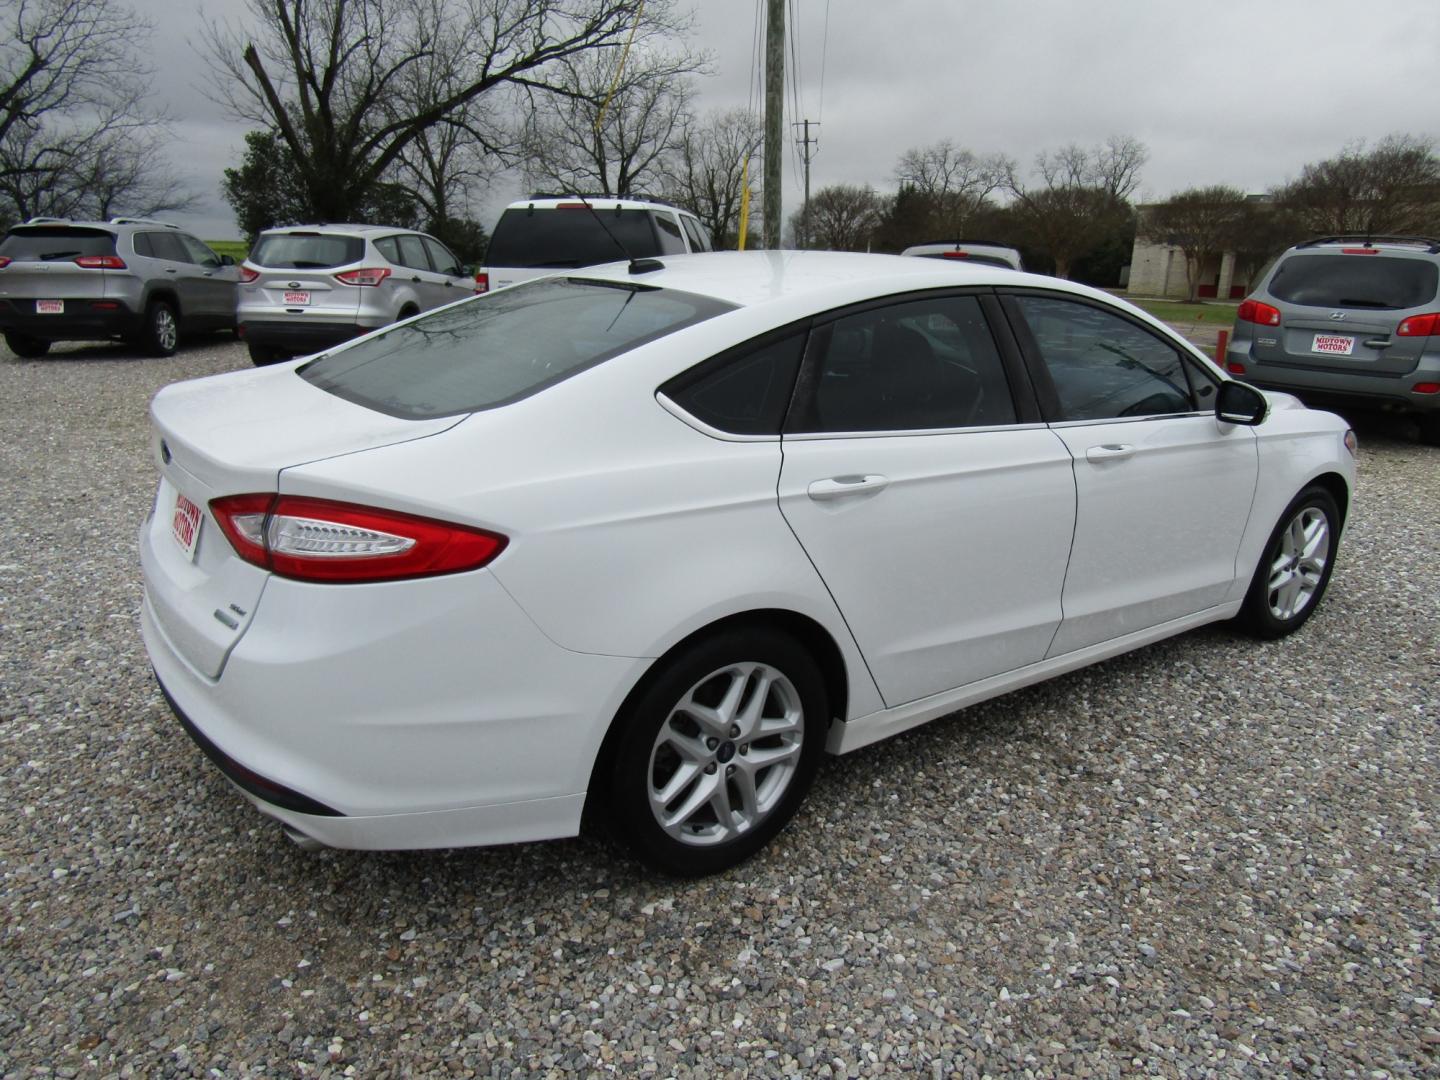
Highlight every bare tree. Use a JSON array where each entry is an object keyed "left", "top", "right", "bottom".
[
  {"left": 1005, "top": 136, "right": 1147, "bottom": 278},
  {"left": 205, "top": 0, "right": 662, "bottom": 223},
  {"left": 0, "top": 0, "right": 191, "bottom": 224},
  {"left": 519, "top": 22, "right": 706, "bottom": 196},
  {"left": 660, "top": 107, "right": 761, "bottom": 247},
  {"left": 791, "top": 184, "right": 884, "bottom": 251},
  {"left": 1142, "top": 185, "right": 1249, "bottom": 302},
  {"left": 893, "top": 139, "right": 1010, "bottom": 238},
  {"left": 1273, "top": 134, "right": 1440, "bottom": 236}
]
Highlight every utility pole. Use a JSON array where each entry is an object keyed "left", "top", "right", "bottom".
[
  {"left": 794, "top": 119, "right": 819, "bottom": 248},
  {"left": 763, "top": 0, "right": 784, "bottom": 249}
]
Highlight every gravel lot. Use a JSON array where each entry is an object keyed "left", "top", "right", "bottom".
[{"left": 1, "top": 336, "right": 1436, "bottom": 1078}]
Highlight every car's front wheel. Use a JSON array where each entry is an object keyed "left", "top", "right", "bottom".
[
  {"left": 606, "top": 628, "right": 828, "bottom": 877},
  {"left": 1238, "top": 485, "right": 1340, "bottom": 639},
  {"left": 142, "top": 300, "right": 179, "bottom": 357},
  {"left": 4, "top": 332, "right": 50, "bottom": 358}
]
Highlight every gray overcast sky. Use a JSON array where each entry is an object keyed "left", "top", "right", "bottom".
[{"left": 137, "top": 0, "right": 1440, "bottom": 239}]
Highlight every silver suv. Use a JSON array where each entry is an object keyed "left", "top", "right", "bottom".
[
  {"left": 1226, "top": 235, "right": 1440, "bottom": 444},
  {"left": 238, "top": 224, "right": 473, "bottom": 365},
  {"left": 0, "top": 217, "right": 239, "bottom": 357},
  {"left": 478, "top": 195, "right": 712, "bottom": 294}
]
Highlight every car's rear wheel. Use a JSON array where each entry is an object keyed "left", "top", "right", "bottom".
[
  {"left": 4, "top": 332, "right": 50, "bottom": 358},
  {"left": 1238, "top": 485, "right": 1340, "bottom": 639},
  {"left": 247, "top": 342, "right": 286, "bottom": 366},
  {"left": 607, "top": 628, "right": 827, "bottom": 877},
  {"left": 143, "top": 300, "right": 179, "bottom": 357},
  {"left": 1419, "top": 413, "right": 1440, "bottom": 447}
]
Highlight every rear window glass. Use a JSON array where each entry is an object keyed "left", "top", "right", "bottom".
[
  {"left": 1268, "top": 253, "right": 1439, "bottom": 310},
  {"left": 486, "top": 208, "right": 660, "bottom": 268},
  {"left": 0, "top": 227, "right": 116, "bottom": 260},
  {"left": 299, "top": 277, "right": 735, "bottom": 419},
  {"left": 251, "top": 233, "right": 363, "bottom": 269}
]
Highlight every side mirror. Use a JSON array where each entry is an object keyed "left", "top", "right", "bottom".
[
  {"left": 220, "top": 254, "right": 235, "bottom": 266},
  {"left": 1216, "top": 381, "right": 1268, "bottom": 426}
]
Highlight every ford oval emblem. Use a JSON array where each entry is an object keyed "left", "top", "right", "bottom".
[{"left": 288, "top": 281, "right": 301, "bottom": 289}]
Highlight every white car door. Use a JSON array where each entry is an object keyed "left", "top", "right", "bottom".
[
  {"left": 1002, "top": 292, "right": 1259, "bottom": 656},
  {"left": 777, "top": 293, "right": 1077, "bottom": 709}
]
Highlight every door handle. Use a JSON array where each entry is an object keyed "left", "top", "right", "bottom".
[
  {"left": 1085, "top": 443, "right": 1135, "bottom": 462},
  {"left": 411, "top": 275, "right": 422, "bottom": 283},
  {"left": 1362, "top": 337, "right": 1390, "bottom": 349},
  {"left": 165, "top": 268, "right": 177, "bottom": 274},
  {"left": 806, "top": 474, "right": 889, "bottom": 501}
]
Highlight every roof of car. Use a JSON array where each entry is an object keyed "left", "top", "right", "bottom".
[
  {"left": 502, "top": 196, "right": 695, "bottom": 215},
  {"left": 563, "top": 250, "right": 1086, "bottom": 310},
  {"left": 258, "top": 223, "right": 419, "bottom": 237}
]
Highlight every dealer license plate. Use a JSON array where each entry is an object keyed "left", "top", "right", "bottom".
[
  {"left": 36, "top": 300, "right": 63, "bottom": 314},
  {"left": 283, "top": 291, "right": 311, "bottom": 306},
  {"left": 171, "top": 493, "right": 203, "bottom": 562},
  {"left": 1311, "top": 333, "right": 1354, "bottom": 356}
]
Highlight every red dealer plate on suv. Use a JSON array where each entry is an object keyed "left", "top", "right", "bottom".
[
  {"left": 283, "top": 291, "right": 310, "bottom": 306},
  {"left": 172, "top": 492, "right": 203, "bottom": 561}
]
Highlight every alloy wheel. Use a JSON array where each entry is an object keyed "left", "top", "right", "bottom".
[
  {"left": 1266, "top": 506, "right": 1330, "bottom": 621},
  {"left": 647, "top": 661, "right": 805, "bottom": 847}
]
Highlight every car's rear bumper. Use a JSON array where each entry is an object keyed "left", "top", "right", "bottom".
[
  {"left": 0, "top": 298, "right": 142, "bottom": 340},
  {"left": 1227, "top": 346, "right": 1440, "bottom": 413},
  {"left": 139, "top": 557, "right": 649, "bottom": 851},
  {"left": 238, "top": 319, "right": 371, "bottom": 352}
]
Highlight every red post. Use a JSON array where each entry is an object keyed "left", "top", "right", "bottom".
[{"left": 1214, "top": 328, "right": 1229, "bottom": 368}]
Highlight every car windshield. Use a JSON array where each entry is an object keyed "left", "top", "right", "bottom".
[
  {"left": 1268, "top": 253, "right": 1439, "bottom": 310},
  {"left": 251, "top": 233, "right": 364, "bottom": 269},
  {"left": 299, "top": 277, "right": 735, "bottom": 419},
  {"left": 0, "top": 227, "right": 117, "bottom": 260},
  {"left": 486, "top": 208, "right": 661, "bottom": 267}
]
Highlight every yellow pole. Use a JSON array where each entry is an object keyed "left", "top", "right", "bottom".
[{"left": 737, "top": 156, "right": 751, "bottom": 251}]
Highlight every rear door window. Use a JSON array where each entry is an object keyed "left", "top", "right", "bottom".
[
  {"left": 661, "top": 329, "right": 806, "bottom": 435},
  {"left": 422, "top": 237, "right": 461, "bottom": 276},
  {"left": 486, "top": 208, "right": 661, "bottom": 267},
  {"left": 300, "top": 277, "right": 735, "bottom": 419},
  {"left": 0, "top": 227, "right": 117, "bottom": 261},
  {"left": 1267, "top": 254, "right": 1439, "bottom": 310},
  {"left": 251, "top": 233, "right": 364, "bottom": 269},
  {"left": 680, "top": 216, "right": 711, "bottom": 252},
  {"left": 397, "top": 234, "right": 432, "bottom": 271},
  {"left": 149, "top": 232, "right": 193, "bottom": 263},
  {"left": 790, "top": 295, "right": 1018, "bottom": 432},
  {"left": 654, "top": 213, "right": 687, "bottom": 254}
]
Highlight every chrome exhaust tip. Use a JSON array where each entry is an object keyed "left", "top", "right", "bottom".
[{"left": 282, "top": 824, "right": 328, "bottom": 852}]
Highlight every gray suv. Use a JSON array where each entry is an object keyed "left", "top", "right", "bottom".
[
  {"left": 1226, "top": 235, "right": 1440, "bottom": 444},
  {"left": 0, "top": 217, "right": 239, "bottom": 357},
  {"left": 238, "top": 224, "right": 473, "bottom": 365}
]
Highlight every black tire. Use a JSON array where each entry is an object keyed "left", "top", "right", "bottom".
[
  {"left": 4, "top": 332, "right": 50, "bottom": 358},
  {"left": 606, "top": 627, "right": 828, "bottom": 877},
  {"left": 1419, "top": 413, "right": 1440, "bottom": 447},
  {"left": 1237, "top": 485, "right": 1341, "bottom": 639},
  {"left": 142, "top": 300, "right": 179, "bottom": 357},
  {"left": 247, "top": 342, "right": 286, "bottom": 366}
]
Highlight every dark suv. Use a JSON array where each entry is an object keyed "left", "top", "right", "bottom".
[
  {"left": 0, "top": 218, "right": 240, "bottom": 357},
  {"left": 1226, "top": 235, "right": 1440, "bottom": 444}
]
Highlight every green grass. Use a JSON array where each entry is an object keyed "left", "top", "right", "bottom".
[
  {"left": 1130, "top": 298, "right": 1238, "bottom": 326},
  {"left": 206, "top": 240, "right": 249, "bottom": 262}
]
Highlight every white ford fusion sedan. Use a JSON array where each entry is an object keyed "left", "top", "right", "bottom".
[{"left": 139, "top": 251, "right": 1356, "bottom": 876}]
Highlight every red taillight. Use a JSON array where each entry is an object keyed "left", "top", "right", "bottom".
[
  {"left": 1396, "top": 312, "right": 1440, "bottom": 337},
  {"left": 1341, "top": 247, "right": 1379, "bottom": 255},
  {"left": 209, "top": 494, "right": 507, "bottom": 584},
  {"left": 940, "top": 251, "right": 969, "bottom": 259},
  {"left": 473, "top": 271, "right": 489, "bottom": 294},
  {"left": 1413, "top": 382, "right": 1440, "bottom": 394},
  {"left": 75, "top": 255, "right": 126, "bottom": 269},
  {"left": 557, "top": 202, "right": 590, "bottom": 209},
  {"left": 0, "top": 256, "right": 10, "bottom": 269},
  {"left": 334, "top": 267, "right": 392, "bottom": 287},
  {"left": 238, "top": 266, "right": 260, "bottom": 284},
  {"left": 1227, "top": 361, "right": 1247, "bottom": 375},
  {"left": 90, "top": 301, "right": 120, "bottom": 311},
  {"left": 1237, "top": 299, "right": 1281, "bottom": 326}
]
